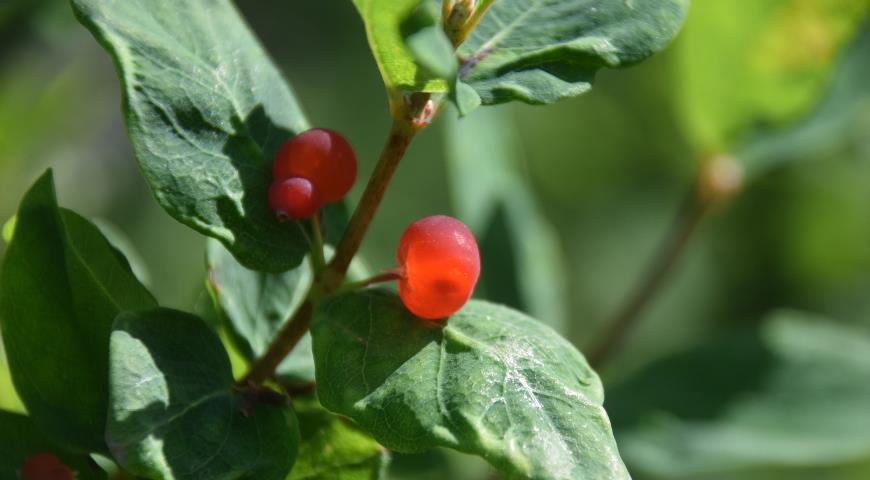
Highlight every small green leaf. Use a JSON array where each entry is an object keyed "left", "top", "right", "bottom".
[
  {"left": 1, "top": 215, "right": 14, "bottom": 244},
  {"left": 0, "top": 410, "right": 105, "bottom": 480},
  {"left": 206, "top": 239, "right": 369, "bottom": 385},
  {"left": 352, "top": 0, "right": 450, "bottom": 97},
  {"left": 312, "top": 290, "right": 628, "bottom": 480},
  {"left": 674, "top": 0, "right": 870, "bottom": 153},
  {"left": 289, "top": 397, "right": 388, "bottom": 480},
  {"left": 458, "top": 0, "right": 688, "bottom": 106},
  {"left": 0, "top": 170, "right": 156, "bottom": 452},
  {"left": 70, "top": 0, "right": 312, "bottom": 272},
  {"left": 616, "top": 310, "right": 870, "bottom": 478},
  {"left": 107, "top": 308, "right": 299, "bottom": 480},
  {"left": 445, "top": 107, "right": 567, "bottom": 332}
]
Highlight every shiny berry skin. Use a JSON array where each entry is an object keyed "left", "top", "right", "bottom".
[
  {"left": 19, "top": 453, "right": 74, "bottom": 480},
  {"left": 268, "top": 177, "right": 321, "bottom": 220},
  {"left": 273, "top": 128, "right": 357, "bottom": 203},
  {"left": 397, "top": 215, "right": 480, "bottom": 319}
]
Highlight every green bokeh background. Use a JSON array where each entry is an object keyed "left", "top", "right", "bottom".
[{"left": 1, "top": 1, "right": 870, "bottom": 479}]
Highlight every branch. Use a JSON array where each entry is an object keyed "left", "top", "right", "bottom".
[
  {"left": 237, "top": 95, "right": 431, "bottom": 387},
  {"left": 586, "top": 155, "right": 743, "bottom": 368}
]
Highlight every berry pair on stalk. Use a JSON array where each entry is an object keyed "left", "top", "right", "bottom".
[
  {"left": 268, "top": 128, "right": 357, "bottom": 220},
  {"left": 269, "top": 130, "right": 480, "bottom": 319}
]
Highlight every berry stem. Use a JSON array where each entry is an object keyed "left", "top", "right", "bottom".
[
  {"left": 238, "top": 95, "right": 430, "bottom": 388},
  {"left": 309, "top": 214, "right": 327, "bottom": 274},
  {"left": 322, "top": 94, "right": 430, "bottom": 289},
  {"left": 334, "top": 268, "right": 405, "bottom": 295}
]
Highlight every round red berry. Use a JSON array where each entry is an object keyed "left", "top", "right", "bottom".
[
  {"left": 396, "top": 215, "right": 480, "bottom": 319},
  {"left": 19, "top": 453, "right": 74, "bottom": 480},
  {"left": 268, "top": 177, "right": 321, "bottom": 220},
  {"left": 273, "top": 128, "right": 357, "bottom": 203}
]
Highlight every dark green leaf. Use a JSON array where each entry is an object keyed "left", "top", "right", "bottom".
[
  {"left": 70, "top": 0, "right": 312, "bottom": 272},
  {"left": 0, "top": 171, "right": 156, "bottom": 452},
  {"left": 206, "top": 239, "right": 369, "bottom": 385},
  {"left": 289, "top": 397, "right": 388, "bottom": 480},
  {"left": 445, "top": 107, "right": 567, "bottom": 331},
  {"left": 617, "top": 310, "right": 870, "bottom": 478},
  {"left": 312, "top": 290, "right": 628, "bottom": 480},
  {"left": 0, "top": 410, "right": 105, "bottom": 480},
  {"left": 352, "top": 0, "right": 450, "bottom": 97},
  {"left": 107, "top": 308, "right": 299, "bottom": 480},
  {"left": 458, "top": 0, "right": 688, "bottom": 107}
]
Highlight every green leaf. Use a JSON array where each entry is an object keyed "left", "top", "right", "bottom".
[
  {"left": 0, "top": 170, "right": 156, "bottom": 452},
  {"left": 107, "top": 308, "right": 299, "bottom": 480},
  {"left": 617, "top": 310, "right": 870, "bottom": 478},
  {"left": 674, "top": 0, "right": 870, "bottom": 153},
  {"left": 70, "top": 0, "right": 313, "bottom": 272},
  {"left": 457, "top": 0, "right": 688, "bottom": 107},
  {"left": 289, "top": 397, "right": 388, "bottom": 480},
  {"left": 737, "top": 20, "right": 870, "bottom": 178},
  {"left": 312, "top": 290, "right": 628, "bottom": 480},
  {"left": 352, "top": 0, "right": 450, "bottom": 97},
  {"left": 0, "top": 410, "right": 105, "bottom": 480},
  {"left": 206, "top": 239, "right": 369, "bottom": 385},
  {"left": 445, "top": 106, "right": 567, "bottom": 332},
  {"left": 1, "top": 215, "right": 14, "bottom": 244}
]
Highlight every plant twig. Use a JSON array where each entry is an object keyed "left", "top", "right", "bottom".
[
  {"left": 237, "top": 96, "right": 431, "bottom": 388},
  {"left": 323, "top": 94, "right": 429, "bottom": 289},
  {"left": 239, "top": 297, "right": 314, "bottom": 386},
  {"left": 587, "top": 156, "right": 743, "bottom": 368},
  {"left": 587, "top": 193, "right": 710, "bottom": 368}
]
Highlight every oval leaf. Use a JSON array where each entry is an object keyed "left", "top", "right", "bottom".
[
  {"left": 107, "top": 308, "right": 299, "bottom": 480},
  {"left": 70, "top": 0, "right": 312, "bottom": 272},
  {"left": 0, "top": 170, "right": 156, "bottom": 452},
  {"left": 616, "top": 310, "right": 870, "bottom": 478},
  {"left": 458, "top": 0, "right": 688, "bottom": 107},
  {"left": 311, "top": 290, "right": 628, "bottom": 480}
]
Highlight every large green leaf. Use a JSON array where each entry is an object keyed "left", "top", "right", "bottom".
[
  {"left": 0, "top": 171, "right": 156, "bottom": 452},
  {"left": 616, "top": 310, "right": 870, "bottom": 478},
  {"left": 70, "top": 0, "right": 312, "bottom": 272},
  {"left": 352, "top": 0, "right": 450, "bottom": 99},
  {"left": 445, "top": 106, "right": 567, "bottom": 332},
  {"left": 107, "top": 308, "right": 299, "bottom": 480},
  {"left": 312, "top": 290, "right": 628, "bottom": 480},
  {"left": 289, "top": 397, "right": 388, "bottom": 480},
  {"left": 737, "top": 20, "right": 870, "bottom": 177},
  {"left": 674, "top": 0, "right": 870, "bottom": 153},
  {"left": 0, "top": 410, "right": 105, "bottom": 480},
  {"left": 457, "top": 0, "right": 688, "bottom": 108},
  {"left": 206, "top": 239, "right": 369, "bottom": 385}
]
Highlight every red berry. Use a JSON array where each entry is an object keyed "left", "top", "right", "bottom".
[
  {"left": 268, "top": 177, "right": 321, "bottom": 220},
  {"left": 19, "top": 453, "right": 74, "bottom": 480},
  {"left": 396, "top": 215, "right": 480, "bottom": 319},
  {"left": 273, "top": 128, "right": 357, "bottom": 203}
]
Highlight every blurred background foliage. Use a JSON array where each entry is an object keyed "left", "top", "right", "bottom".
[{"left": 1, "top": 1, "right": 870, "bottom": 479}]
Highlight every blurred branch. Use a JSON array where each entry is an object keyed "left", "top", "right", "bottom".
[{"left": 587, "top": 155, "right": 742, "bottom": 368}]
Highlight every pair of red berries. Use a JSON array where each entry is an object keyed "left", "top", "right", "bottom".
[
  {"left": 269, "top": 130, "right": 480, "bottom": 319},
  {"left": 268, "top": 128, "right": 358, "bottom": 220}
]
